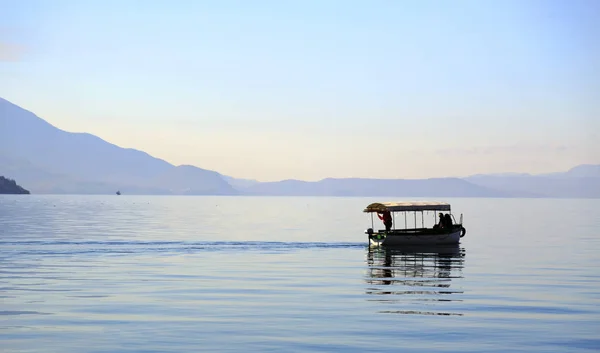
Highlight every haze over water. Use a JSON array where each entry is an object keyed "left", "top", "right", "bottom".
[{"left": 1, "top": 195, "right": 599, "bottom": 352}]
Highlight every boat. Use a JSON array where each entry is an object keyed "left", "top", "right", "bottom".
[
  {"left": 363, "top": 201, "right": 466, "bottom": 246},
  {"left": 116, "top": 191, "right": 121, "bottom": 195}
]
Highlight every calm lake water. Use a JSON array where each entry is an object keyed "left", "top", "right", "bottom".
[{"left": 1, "top": 195, "right": 599, "bottom": 352}]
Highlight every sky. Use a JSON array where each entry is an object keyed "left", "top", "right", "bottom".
[{"left": 1, "top": 0, "right": 598, "bottom": 181}]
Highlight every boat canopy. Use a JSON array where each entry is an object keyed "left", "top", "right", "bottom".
[{"left": 363, "top": 201, "right": 451, "bottom": 213}]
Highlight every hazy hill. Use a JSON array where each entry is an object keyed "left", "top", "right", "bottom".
[
  {"left": 240, "top": 177, "right": 514, "bottom": 197},
  {"left": 230, "top": 166, "right": 600, "bottom": 199},
  {"left": 465, "top": 166, "right": 600, "bottom": 198},
  {"left": 223, "top": 175, "right": 260, "bottom": 189},
  {"left": 1, "top": 97, "right": 597, "bottom": 198},
  {"left": 152, "top": 165, "right": 237, "bottom": 195},
  {"left": 0, "top": 97, "right": 237, "bottom": 195},
  {"left": 0, "top": 153, "right": 68, "bottom": 188},
  {"left": 561, "top": 164, "right": 600, "bottom": 178}
]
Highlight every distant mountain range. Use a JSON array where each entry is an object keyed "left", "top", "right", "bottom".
[
  {"left": 1, "top": 97, "right": 598, "bottom": 198},
  {"left": 0, "top": 97, "right": 236, "bottom": 195}
]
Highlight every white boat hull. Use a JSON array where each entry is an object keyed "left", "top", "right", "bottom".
[{"left": 369, "top": 229, "right": 462, "bottom": 246}]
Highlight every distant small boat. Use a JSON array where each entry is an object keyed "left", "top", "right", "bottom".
[
  {"left": 116, "top": 191, "right": 121, "bottom": 195},
  {"left": 363, "top": 201, "right": 466, "bottom": 246}
]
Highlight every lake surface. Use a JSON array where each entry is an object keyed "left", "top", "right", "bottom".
[{"left": 1, "top": 195, "right": 599, "bottom": 352}]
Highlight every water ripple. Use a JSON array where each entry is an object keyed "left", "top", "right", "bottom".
[
  {"left": 365, "top": 246, "right": 466, "bottom": 317},
  {"left": 1, "top": 195, "right": 599, "bottom": 353}
]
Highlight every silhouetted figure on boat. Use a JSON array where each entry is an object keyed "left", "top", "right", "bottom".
[
  {"left": 433, "top": 213, "right": 453, "bottom": 229},
  {"left": 434, "top": 213, "right": 445, "bottom": 228},
  {"left": 377, "top": 211, "right": 393, "bottom": 232},
  {"left": 444, "top": 213, "right": 453, "bottom": 228}
]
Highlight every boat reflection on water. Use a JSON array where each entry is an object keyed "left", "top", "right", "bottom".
[{"left": 365, "top": 245, "right": 466, "bottom": 316}]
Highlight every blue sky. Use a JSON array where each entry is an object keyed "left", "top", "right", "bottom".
[{"left": 1, "top": 0, "right": 598, "bottom": 181}]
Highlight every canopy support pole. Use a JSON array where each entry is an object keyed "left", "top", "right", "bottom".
[{"left": 414, "top": 211, "right": 416, "bottom": 229}]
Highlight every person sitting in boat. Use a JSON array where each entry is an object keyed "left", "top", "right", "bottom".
[
  {"left": 444, "top": 213, "right": 453, "bottom": 228},
  {"left": 377, "top": 211, "right": 393, "bottom": 232},
  {"left": 433, "top": 213, "right": 445, "bottom": 228}
]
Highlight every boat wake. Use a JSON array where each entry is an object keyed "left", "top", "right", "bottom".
[{"left": 0, "top": 240, "right": 365, "bottom": 256}]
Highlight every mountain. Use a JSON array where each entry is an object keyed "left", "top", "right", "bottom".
[
  {"left": 0, "top": 97, "right": 237, "bottom": 195},
  {"left": 151, "top": 165, "right": 236, "bottom": 195},
  {"left": 223, "top": 175, "right": 260, "bottom": 189},
  {"left": 238, "top": 166, "right": 600, "bottom": 198},
  {"left": 464, "top": 166, "right": 600, "bottom": 198},
  {"left": 0, "top": 176, "right": 30, "bottom": 194},
  {"left": 562, "top": 164, "right": 600, "bottom": 178},
  {"left": 1, "top": 97, "right": 597, "bottom": 198},
  {"left": 240, "top": 177, "right": 513, "bottom": 197}
]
